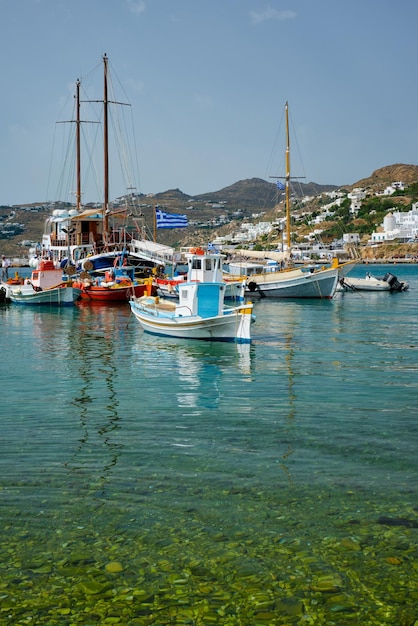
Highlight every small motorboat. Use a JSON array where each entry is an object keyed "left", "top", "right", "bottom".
[
  {"left": 130, "top": 250, "right": 253, "bottom": 343},
  {"left": 337, "top": 272, "right": 409, "bottom": 292},
  {"left": 3, "top": 260, "right": 82, "bottom": 306}
]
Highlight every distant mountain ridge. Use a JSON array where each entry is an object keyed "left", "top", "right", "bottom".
[
  {"left": 151, "top": 164, "right": 418, "bottom": 210},
  {"left": 152, "top": 177, "right": 339, "bottom": 211},
  {"left": 2, "top": 163, "right": 418, "bottom": 257}
]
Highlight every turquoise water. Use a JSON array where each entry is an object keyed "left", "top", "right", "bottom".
[{"left": 0, "top": 264, "right": 417, "bottom": 625}]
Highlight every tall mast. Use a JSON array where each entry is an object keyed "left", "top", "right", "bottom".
[
  {"left": 103, "top": 53, "right": 109, "bottom": 240},
  {"left": 75, "top": 80, "right": 81, "bottom": 211},
  {"left": 270, "top": 102, "right": 305, "bottom": 252},
  {"left": 285, "top": 101, "right": 291, "bottom": 249},
  {"left": 57, "top": 80, "right": 84, "bottom": 211}
]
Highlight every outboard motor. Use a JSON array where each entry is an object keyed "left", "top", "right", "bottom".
[
  {"left": 382, "top": 272, "right": 396, "bottom": 287},
  {"left": 382, "top": 272, "right": 408, "bottom": 292}
]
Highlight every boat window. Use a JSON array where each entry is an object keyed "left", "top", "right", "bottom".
[
  {"left": 192, "top": 259, "right": 201, "bottom": 270},
  {"left": 205, "top": 259, "right": 212, "bottom": 270}
]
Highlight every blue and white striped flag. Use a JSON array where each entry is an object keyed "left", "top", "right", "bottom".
[
  {"left": 276, "top": 180, "right": 285, "bottom": 191},
  {"left": 156, "top": 209, "right": 188, "bottom": 229}
]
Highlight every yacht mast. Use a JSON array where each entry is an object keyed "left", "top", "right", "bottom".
[
  {"left": 285, "top": 101, "right": 291, "bottom": 249},
  {"left": 75, "top": 80, "right": 81, "bottom": 211},
  {"left": 103, "top": 53, "right": 109, "bottom": 241}
]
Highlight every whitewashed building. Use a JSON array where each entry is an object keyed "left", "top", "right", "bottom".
[
  {"left": 343, "top": 233, "right": 360, "bottom": 244},
  {"left": 370, "top": 204, "right": 418, "bottom": 242},
  {"left": 347, "top": 188, "right": 366, "bottom": 216}
]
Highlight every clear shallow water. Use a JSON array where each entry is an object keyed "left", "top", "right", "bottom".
[{"left": 0, "top": 264, "right": 417, "bottom": 625}]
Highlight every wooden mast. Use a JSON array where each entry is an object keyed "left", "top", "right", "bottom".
[
  {"left": 270, "top": 102, "right": 305, "bottom": 252},
  {"left": 284, "top": 101, "right": 291, "bottom": 249},
  {"left": 103, "top": 53, "right": 109, "bottom": 243},
  {"left": 75, "top": 80, "right": 81, "bottom": 211}
]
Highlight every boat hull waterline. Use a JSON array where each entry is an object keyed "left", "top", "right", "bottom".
[
  {"left": 245, "top": 267, "right": 339, "bottom": 299},
  {"left": 338, "top": 272, "right": 409, "bottom": 293},
  {"left": 7, "top": 285, "right": 82, "bottom": 306},
  {"left": 74, "top": 282, "right": 150, "bottom": 302},
  {"left": 129, "top": 298, "right": 253, "bottom": 343}
]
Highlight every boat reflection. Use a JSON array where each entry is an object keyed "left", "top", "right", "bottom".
[{"left": 65, "top": 301, "right": 127, "bottom": 497}]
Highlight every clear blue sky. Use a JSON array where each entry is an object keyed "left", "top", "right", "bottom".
[{"left": 1, "top": 0, "right": 417, "bottom": 206}]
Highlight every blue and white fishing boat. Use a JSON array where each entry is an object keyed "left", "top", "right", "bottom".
[
  {"left": 154, "top": 246, "right": 246, "bottom": 302},
  {"left": 129, "top": 250, "right": 253, "bottom": 343}
]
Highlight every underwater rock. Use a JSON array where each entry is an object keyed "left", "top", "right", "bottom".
[
  {"left": 377, "top": 516, "right": 418, "bottom": 528},
  {"left": 78, "top": 580, "right": 111, "bottom": 595},
  {"left": 275, "top": 596, "right": 304, "bottom": 616},
  {"left": 341, "top": 537, "right": 362, "bottom": 551},
  {"left": 310, "top": 574, "right": 344, "bottom": 593},
  {"left": 105, "top": 561, "right": 124, "bottom": 573}
]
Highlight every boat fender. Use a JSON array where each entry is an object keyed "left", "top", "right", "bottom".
[
  {"left": 82, "top": 259, "right": 94, "bottom": 271},
  {"left": 248, "top": 281, "right": 258, "bottom": 292}
]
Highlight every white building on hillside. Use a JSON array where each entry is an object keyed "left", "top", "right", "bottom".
[
  {"left": 370, "top": 203, "right": 418, "bottom": 243},
  {"left": 343, "top": 233, "right": 360, "bottom": 244},
  {"left": 348, "top": 188, "right": 366, "bottom": 216}
]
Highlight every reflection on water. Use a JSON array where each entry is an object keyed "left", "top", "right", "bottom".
[
  {"left": 0, "top": 280, "right": 417, "bottom": 625},
  {"left": 65, "top": 303, "right": 125, "bottom": 497}
]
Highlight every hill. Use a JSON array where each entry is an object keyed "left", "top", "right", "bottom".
[
  {"left": 191, "top": 178, "right": 338, "bottom": 208},
  {"left": 351, "top": 163, "right": 418, "bottom": 191},
  {"left": 1, "top": 163, "right": 418, "bottom": 258}
]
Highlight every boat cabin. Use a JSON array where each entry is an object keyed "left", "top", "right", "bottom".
[
  {"left": 227, "top": 261, "right": 266, "bottom": 277},
  {"left": 177, "top": 282, "right": 226, "bottom": 318},
  {"left": 185, "top": 248, "right": 224, "bottom": 282},
  {"left": 29, "top": 260, "right": 64, "bottom": 289}
]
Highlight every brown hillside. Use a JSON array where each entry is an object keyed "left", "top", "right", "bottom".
[{"left": 352, "top": 164, "right": 418, "bottom": 189}]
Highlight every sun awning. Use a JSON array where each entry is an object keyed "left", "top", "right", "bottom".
[
  {"left": 70, "top": 209, "right": 103, "bottom": 220},
  {"left": 233, "top": 249, "right": 291, "bottom": 262}
]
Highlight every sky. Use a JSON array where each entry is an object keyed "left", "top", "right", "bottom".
[{"left": 1, "top": 0, "right": 418, "bottom": 206}]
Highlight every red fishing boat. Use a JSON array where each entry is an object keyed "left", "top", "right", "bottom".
[{"left": 73, "top": 262, "right": 154, "bottom": 302}]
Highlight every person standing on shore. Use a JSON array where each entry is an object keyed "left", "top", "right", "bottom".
[{"left": 1, "top": 255, "right": 11, "bottom": 281}]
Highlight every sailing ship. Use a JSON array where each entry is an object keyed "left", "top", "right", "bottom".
[
  {"left": 225, "top": 102, "right": 339, "bottom": 299},
  {"left": 36, "top": 55, "right": 154, "bottom": 275}
]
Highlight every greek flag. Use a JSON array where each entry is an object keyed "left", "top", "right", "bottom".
[
  {"left": 207, "top": 242, "right": 219, "bottom": 252},
  {"left": 276, "top": 180, "right": 285, "bottom": 191},
  {"left": 156, "top": 209, "right": 188, "bottom": 229}
]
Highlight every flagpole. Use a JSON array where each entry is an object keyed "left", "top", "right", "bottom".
[{"left": 153, "top": 207, "right": 157, "bottom": 242}]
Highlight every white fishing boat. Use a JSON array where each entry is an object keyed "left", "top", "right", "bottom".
[
  {"left": 337, "top": 271, "right": 409, "bottom": 292},
  {"left": 227, "top": 102, "right": 339, "bottom": 299},
  {"left": 155, "top": 246, "right": 246, "bottom": 302},
  {"left": 129, "top": 250, "right": 253, "bottom": 343},
  {"left": 3, "top": 260, "right": 81, "bottom": 306}
]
